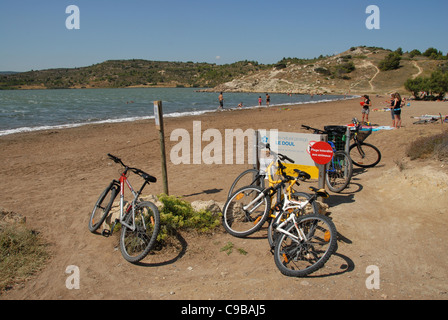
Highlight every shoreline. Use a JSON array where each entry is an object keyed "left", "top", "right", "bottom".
[{"left": 0, "top": 95, "right": 358, "bottom": 137}]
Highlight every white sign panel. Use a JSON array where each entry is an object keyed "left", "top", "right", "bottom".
[{"left": 256, "top": 130, "right": 325, "bottom": 180}]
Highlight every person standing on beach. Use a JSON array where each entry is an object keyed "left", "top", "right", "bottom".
[
  {"left": 266, "top": 93, "right": 270, "bottom": 107},
  {"left": 218, "top": 92, "right": 224, "bottom": 110},
  {"left": 258, "top": 96, "right": 262, "bottom": 106},
  {"left": 389, "top": 94, "right": 395, "bottom": 127},
  {"left": 361, "top": 95, "right": 371, "bottom": 124},
  {"left": 392, "top": 92, "right": 402, "bottom": 128}
]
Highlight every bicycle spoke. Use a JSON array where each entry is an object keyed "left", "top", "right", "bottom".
[
  {"left": 120, "top": 202, "right": 160, "bottom": 263},
  {"left": 223, "top": 186, "right": 270, "bottom": 237}
]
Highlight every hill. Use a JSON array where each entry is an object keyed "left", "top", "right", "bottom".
[
  {"left": 0, "top": 46, "right": 444, "bottom": 95},
  {"left": 212, "top": 46, "right": 443, "bottom": 96},
  {"left": 0, "top": 60, "right": 267, "bottom": 90}
]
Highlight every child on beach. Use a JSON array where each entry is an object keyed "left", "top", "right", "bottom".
[
  {"left": 258, "top": 96, "right": 262, "bottom": 106},
  {"left": 361, "top": 95, "right": 371, "bottom": 124}
]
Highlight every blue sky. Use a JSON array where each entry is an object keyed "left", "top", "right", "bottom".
[{"left": 1, "top": 0, "right": 447, "bottom": 72}]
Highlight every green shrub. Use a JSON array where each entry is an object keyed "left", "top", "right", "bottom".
[
  {"left": 157, "top": 194, "right": 221, "bottom": 243},
  {"left": 378, "top": 52, "right": 402, "bottom": 71},
  {"left": 314, "top": 67, "right": 331, "bottom": 76}
]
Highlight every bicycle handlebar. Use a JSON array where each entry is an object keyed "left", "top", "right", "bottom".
[
  {"left": 259, "top": 143, "right": 295, "bottom": 164},
  {"left": 257, "top": 143, "right": 312, "bottom": 183},
  {"left": 107, "top": 154, "right": 157, "bottom": 183},
  {"left": 301, "top": 124, "right": 326, "bottom": 135}
]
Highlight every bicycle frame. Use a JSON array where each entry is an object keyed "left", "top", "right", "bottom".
[
  {"left": 115, "top": 170, "right": 148, "bottom": 232},
  {"left": 242, "top": 150, "right": 291, "bottom": 213},
  {"left": 271, "top": 180, "right": 315, "bottom": 243}
]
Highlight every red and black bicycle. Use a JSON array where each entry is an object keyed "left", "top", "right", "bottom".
[{"left": 88, "top": 154, "right": 160, "bottom": 263}]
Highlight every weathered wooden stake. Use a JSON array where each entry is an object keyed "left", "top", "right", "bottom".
[{"left": 154, "top": 101, "right": 169, "bottom": 195}]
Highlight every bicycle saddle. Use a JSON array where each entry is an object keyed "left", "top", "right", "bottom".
[
  {"left": 309, "top": 186, "right": 329, "bottom": 198},
  {"left": 294, "top": 169, "right": 311, "bottom": 180}
]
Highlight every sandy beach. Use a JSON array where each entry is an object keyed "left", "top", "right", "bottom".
[{"left": 1, "top": 97, "right": 448, "bottom": 300}]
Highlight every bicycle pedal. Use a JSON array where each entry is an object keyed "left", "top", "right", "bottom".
[{"left": 101, "top": 229, "right": 112, "bottom": 237}]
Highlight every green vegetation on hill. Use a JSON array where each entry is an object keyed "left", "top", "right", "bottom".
[{"left": 0, "top": 59, "right": 268, "bottom": 90}]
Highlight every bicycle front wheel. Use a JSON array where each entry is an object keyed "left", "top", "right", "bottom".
[
  {"left": 267, "top": 192, "right": 319, "bottom": 249},
  {"left": 88, "top": 182, "right": 119, "bottom": 233},
  {"left": 326, "top": 151, "right": 353, "bottom": 193},
  {"left": 349, "top": 142, "right": 381, "bottom": 168},
  {"left": 222, "top": 186, "right": 271, "bottom": 238},
  {"left": 120, "top": 201, "right": 160, "bottom": 263},
  {"left": 274, "top": 213, "right": 337, "bottom": 277},
  {"left": 228, "top": 169, "right": 265, "bottom": 198}
]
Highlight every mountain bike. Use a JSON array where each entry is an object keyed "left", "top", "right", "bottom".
[
  {"left": 266, "top": 168, "right": 325, "bottom": 249},
  {"left": 222, "top": 144, "right": 298, "bottom": 237},
  {"left": 227, "top": 142, "right": 316, "bottom": 198},
  {"left": 349, "top": 118, "right": 381, "bottom": 168},
  {"left": 259, "top": 160, "right": 337, "bottom": 277},
  {"left": 301, "top": 125, "right": 353, "bottom": 192},
  {"left": 88, "top": 154, "right": 160, "bottom": 263}
]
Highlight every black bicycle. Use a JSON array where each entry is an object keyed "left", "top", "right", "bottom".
[
  {"left": 349, "top": 118, "right": 381, "bottom": 168},
  {"left": 301, "top": 125, "right": 353, "bottom": 192}
]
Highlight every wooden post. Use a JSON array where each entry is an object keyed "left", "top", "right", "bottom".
[{"left": 154, "top": 101, "right": 169, "bottom": 195}]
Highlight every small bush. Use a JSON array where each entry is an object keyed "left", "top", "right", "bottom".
[
  {"left": 157, "top": 195, "right": 221, "bottom": 243},
  {"left": 314, "top": 67, "right": 331, "bottom": 76},
  {"left": 378, "top": 52, "right": 402, "bottom": 71},
  {"left": 406, "top": 131, "right": 448, "bottom": 161}
]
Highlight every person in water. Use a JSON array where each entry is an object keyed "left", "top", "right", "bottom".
[{"left": 218, "top": 92, "right": 224, "bottom": 109}]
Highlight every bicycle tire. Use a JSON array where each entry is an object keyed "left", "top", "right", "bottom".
[
  {"left": 273, "top": 213, "right": 337, "bottom": 277},
  {"left": 267, "top": 192, "right": 318, "bottom": 249},
  {"left": 326, "top": 150, "right": 353, "bottom": 193},
  {"left": 349, "top": 142, "right": 381, "bottom": 168},
  {"left": 120, "top": 201, "right": 160, "bottom": 263},
  {"left": 222, "top": 186, "right": 271, "bottom": 238},
  {"left": 88, "top": 181, "right": 119, "bottom": 233},
  {"left": 228, "top": 169, "right": 265, "bottom": 198}
]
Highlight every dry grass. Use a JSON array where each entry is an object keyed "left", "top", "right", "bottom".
[
  {"left": 406, "top": 130, "right": 448, "bottom": 161},
  {"left": 0, "top": 222, "right": 49, "bottom": 293}
]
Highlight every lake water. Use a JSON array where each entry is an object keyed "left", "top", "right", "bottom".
[{"left": 0, "top": 87, "right": 352, "bottom": 136}]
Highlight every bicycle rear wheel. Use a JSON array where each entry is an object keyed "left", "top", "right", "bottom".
[
  {"left": 228, "top": 169, "right": 265, "bottom": 198},
  {"left": 222, "top": 186, "right": 270, "bottom": 238},
  {"left": 88, "top": 181, "right": 119, "bottom": 233},
  {"left": 349, "top": 142, "right": 381, "bottom": 168},
  {"left": 273, "top": 213, "right": 337, "bottom": 277},
  {"left": 120, "top": 201, "right": 160, "bottom": 263},
  {"left": 326, "top": 151, "right": 353, "bottom": 193}
]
